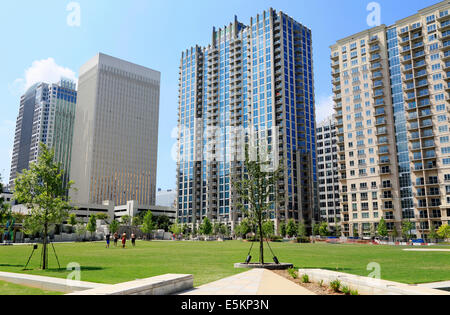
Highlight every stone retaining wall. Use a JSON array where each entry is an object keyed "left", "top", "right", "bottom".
[
  {"left": 67, "top": 274, "right": 193, "bottom": 295},
  {"left": 0, "top": 271, "right": 105, "bottom": 293},
  {"left": 298, "top": 269, "right": 450, "bottom": 295}
]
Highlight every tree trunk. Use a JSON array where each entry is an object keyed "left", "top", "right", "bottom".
[
  {"left": 259, "top": 220, "right": 264, "bottom": 265},
  {"left": 42, "top": 223, "right": 48, "bottom": 270}
]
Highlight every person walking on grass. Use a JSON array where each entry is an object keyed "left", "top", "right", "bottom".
[
  {"left": 106, "top": 233, "right": 111, "bottom": 248},
  {"left": 131, "top": 233, "right": 136, "bottom": 247},
  {"left": 122, "top": 232, "right": 127, "bottom": 249},
  {"left": 113, "top": 232, "right": 119, "bottom": 247}
]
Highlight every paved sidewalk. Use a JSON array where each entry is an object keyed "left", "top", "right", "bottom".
[
  {"left": 403, "top": 249, "right": 450, "bottom": 252},
  {"left": 180, "top": 269, "right": 315, "bottom": 295}
]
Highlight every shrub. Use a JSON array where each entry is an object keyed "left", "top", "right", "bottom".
[
  {"left": 296, "top": 236, "right": 310, "bottom": 243},
  {"left": 350, "top": 289, "right": 359, "bottom": 296},
  {"left": 330, "top": 279, "right": 341, "bottom": 293},
  {"left": 341, "top": 286, "right": 350, "bottom": 295},
  {"left": 301, "top": 274, "right": 308, "bottom": 283},
  {"left": 270, "top": 236, "right": 283, "bottom": 242},
  {"left": 287, "top": 268, "right": 298, "bottom": 279}
]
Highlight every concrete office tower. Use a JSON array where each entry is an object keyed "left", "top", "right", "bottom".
[
  {"left": 177, "top": 9, "right": 317, "bottom": 232},
  {"left": 316, "top": 117, "right": 341, "bottom": 232},
  {"left": 70, "top": 53, "right": 160, "bottom": 206},
  {"left": 156, "top": 189, "right": 177, "bottom": 208},
  {"left": 9, "top": 79, "right": 77, "bottom": 189},
  {"left": 331, "top": 1, "right": 450, "bottom": 238}
]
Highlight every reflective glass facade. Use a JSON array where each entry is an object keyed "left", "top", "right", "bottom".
[{"left": 177, "top": 9, "right": 317, "bottom": 231}]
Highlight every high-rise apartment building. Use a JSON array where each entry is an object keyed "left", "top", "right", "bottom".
[
  {"left": 177, "top": 9, "right": 317, "bottom": 232},
  {"left": 331, "top": 0, "right": 450, "bottom": 238},
  {"left": 9, "top": 79, "right": 77, "bottom": 189},
  {"left": 70, "top": 53, "right": 160, "bottom": 206},
  {"left": 316, "top": 117, "right": 341, "bottom": 232}
]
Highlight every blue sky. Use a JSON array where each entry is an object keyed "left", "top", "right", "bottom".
[{"left": 0, "top": 0, "right": 440, "bottom": 189}]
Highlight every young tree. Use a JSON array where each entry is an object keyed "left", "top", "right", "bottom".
[
  {"left": 312, "top": 223, "right": 320, "bottom": 236},
  {"left": 240, "top": 218, "right": 252, "bottom": 238},
  {"left": 218, "top": 224, "right": 228, "bottom": 238},
  {"left": 121, "top": 215, "right": 131, "bottom": 226},
  {"left": 96, "top": 213, "right": 109, "bottom": 224},
  {"left": 75, "top": 223, "right": 87, "bottom": 241},
  {"left": 438, "top": 224, "right": 450, "bottom": 241},
  {"left": 429, "top": 222, "right": 439, "bottom": 242},
  {"left": 68, "top": 213, "right": 78, "bottom": 232},
  {"left": 170, "top": 223, "right": 182, "bottom": 237},
  {"left": 286, "top": 219, "right": 297, "bottom": 238},
  {"left": 391, "top": 226, "right": 399, "bottom": 241},
  {"left": 212, "top": 223, "right": 220, "bottom": 236},
  {"left": 233, "top": 146, "right": 283, "bottom": 264},
  {"left": 156, "top": 215, "right": 171, "bottom": 232},
  {"left": 377, "top": 218, "right": 388, "bottom": 238},
  {"left": 182, "top": 224, "right": 190, "bottom": 236},
  {"left": 319, "top": 222, "right": 330, "bottom": 237},
  {"left": 279, "top": 221, "right": 286, "bottom": 238},
  {"left": 140, "top": 211, "right": 155, "bottom": 240},
  {"left": 0, "top": 176, "right": 7, "bottom": 229},
  {"left": 0, "top": 175, "right": 12, "bottom": 241},
  {"left": 262, "top": 220, "right": 275, "bottom": 239},
  {"left": 199, "top": 217, "right": 213, "bottom": 236},
  {"left": 109, "top": 220, "right": 120, "bottom": 235},
  {"left": 297, "top": 221, "right": 307, "bottom": 238},
  {"left": 402, "top": 220, "right": 414, "bottom": 241},
  {"left": 333, "top": 214, "right": 342, "bottom": 237},
  {"left": 132, "top": 216, "right": 143, "bottom": 227},
  {"left": 86, "top": 214, "right": 97, "bottom": 241},
  {"left": 13, "top": 143, "right": 72, "bottom": 270}
]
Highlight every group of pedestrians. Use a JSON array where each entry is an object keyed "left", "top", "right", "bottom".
[{"left": 105, "top": 232, "right": 136, "bottom": 248}]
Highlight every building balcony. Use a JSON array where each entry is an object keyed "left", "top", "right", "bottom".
[
  {"left": 374, "top": 110, "right": 386, "bottom": 117},
  {"left": 370, "top": 45, "right": 380, "bottom": 53},
  {"left": 375, "top": 119, "right": 387, "bottom": 126},
  {"left": 400, "top": 46, "right": 411, "bottom": 55},
  {"left": 371, "top": 63, "right": 382, "bottom": 71},
  {"left": 332, "top": 70, "right": 341, "bottom": 77},
  {"left": 372, "top": 82, "right": 384, "bottom": 90},
  {"left": 439, "top": 20, "right": 450, "bottom": 31},
  {"left": 378, "top": 159, "right": 391, "bottom": 166}
]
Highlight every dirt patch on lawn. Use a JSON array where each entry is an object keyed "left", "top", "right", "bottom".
[{"left": 272, "top": 270, "right": 346, "bottom": 295}]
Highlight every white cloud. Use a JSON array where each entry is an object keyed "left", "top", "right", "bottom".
[
  {"left": 9, "top": 58, "right": 77, "bottom": 95},
  {"left": 315, "top": 95, "right": 335, "bottom": 124}
]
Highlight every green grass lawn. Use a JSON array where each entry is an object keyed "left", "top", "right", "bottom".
[
  {"left": 0, "top": 280, "right": 63, "bottom": 295},
  {"left": 0, "top": 241, "right": 449, "bottom": 293}
]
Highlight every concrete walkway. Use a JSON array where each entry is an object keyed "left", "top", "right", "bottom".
[
  {"left": 180, "top": 269, "right": 315, "bottom": 295},
  {"left": 418, "top": 281, "right": 450, "bottom": 291},
  {"left": 403, "top": 249, "right": 450, "bottom": 252}
]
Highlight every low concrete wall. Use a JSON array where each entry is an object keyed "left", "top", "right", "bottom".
[
  {"left": 298, "top": 269, "right": 450, "bottom": 295},
  {"left": 67, "top": 274, "right": 193, "bottom": 295},
  {"left": 0, "top": 271, "right": 105, "bottom": 293}
]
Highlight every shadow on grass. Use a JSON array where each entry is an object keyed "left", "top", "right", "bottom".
[
  {"left": 0, "top": 264, "right": 28, "bottom": 268},
  {"left": 18, "top": 266, "right": 106, "bottom": 272}
]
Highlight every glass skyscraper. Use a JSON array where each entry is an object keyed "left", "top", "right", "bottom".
[
  {"left": 177, "top": 9, "right": 317, "bottom": 232},
  {"left": 9, "top": 79, "right": 77, "bottom": 190}
]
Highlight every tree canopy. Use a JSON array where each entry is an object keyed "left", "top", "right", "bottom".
[
  {"left": 232, "top": 146, "right": 283, "bottom": 264},
  {"left": 13, "top": 143, "right": 72, "bottom": 269},
  {"left": 140, "top": 211, "right": 155, "bottom": 239},
  {"left": 199, "top": 217, "right": 212, "bottom": 236},
  {"left": 438, "top": 224, "right": 450, "bottom": 240},
  {"left": 377, "top": 218, "right": 388, "bottom": 237}
]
